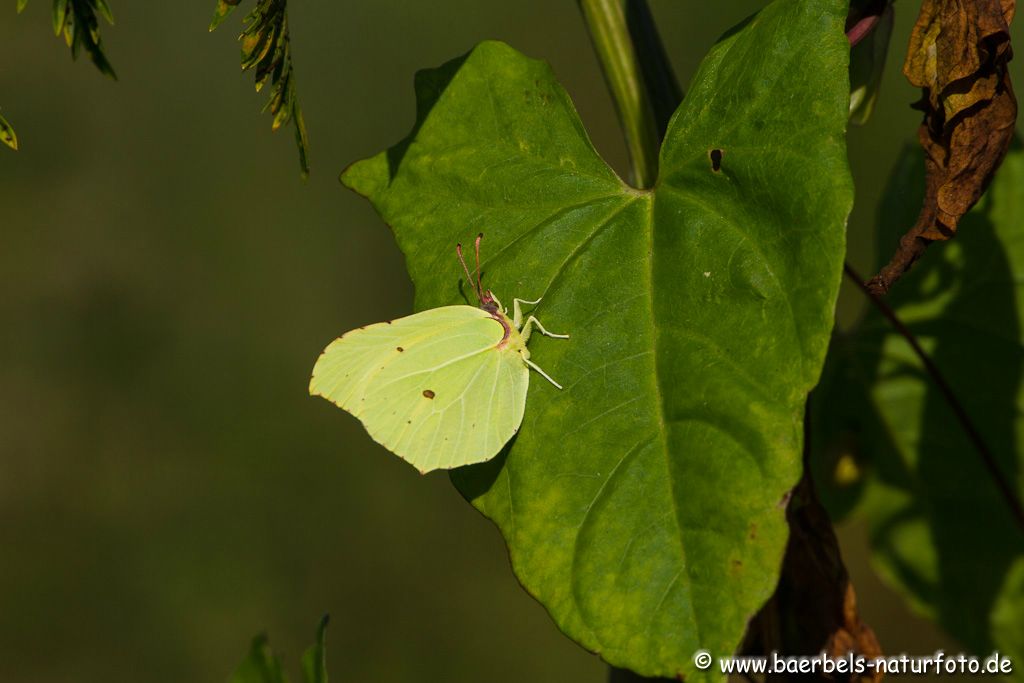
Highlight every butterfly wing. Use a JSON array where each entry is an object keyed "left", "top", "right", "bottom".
[{"left": 310, "top": 305, "right": 529, "bottom": 472}]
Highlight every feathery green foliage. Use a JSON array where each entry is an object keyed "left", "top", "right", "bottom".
[
  {"left": 21, "top": 0, "right": 118, "bottom": 79},
  {"left": 0, "top": 111, "right": 17, "bottom": 150},
  {"left": 210, "top": 0, "right": 310, "bottom": 177}
]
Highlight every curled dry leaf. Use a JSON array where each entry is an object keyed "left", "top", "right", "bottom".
[
  {"left": 747, "top": 471, "right": 882, "bottom": 683},
  {"left": 867, "top": 0, "right": 1016, "bottom": 295}
]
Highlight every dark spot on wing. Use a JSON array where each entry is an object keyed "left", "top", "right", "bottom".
[
  {"left": 423, "top": 389, "right": 435, "bottom": 399},
  {"left": 709, "top": 148, "right": 723, "bottom": 172},
  {"left": 396, "top": 346, "right": 404, "bottom": 352}
]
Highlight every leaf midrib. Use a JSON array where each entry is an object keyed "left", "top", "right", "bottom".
[{"left": 643, "top": 191, "right": 704, "bottom": 659}]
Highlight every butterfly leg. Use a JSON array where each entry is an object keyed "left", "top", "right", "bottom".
[
  {"left": 525, "top": 359, "right": 563, "bottom": 390},
  {"left": 512, "top": 297, "right": 542, "bottom": 328},
  {"left": 521, "top": 315, "right": 570, "bottom": 343}
]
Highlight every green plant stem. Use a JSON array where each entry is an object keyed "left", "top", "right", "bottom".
[
  {"left": 577, "top": 0, "right": 680, "bottom": 188},
  {"left": 619, "top": 0, "right": 683, "bottom": 137}
]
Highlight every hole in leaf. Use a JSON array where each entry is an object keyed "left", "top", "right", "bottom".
[{"left": 709, "top": 148, "right": 723, "bottom": 172}]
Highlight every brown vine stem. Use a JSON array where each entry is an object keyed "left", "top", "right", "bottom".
[{"left": 845, "top": 262, "right": 1024, "bottom": 533}]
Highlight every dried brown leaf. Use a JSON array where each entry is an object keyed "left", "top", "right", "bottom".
[
  {"left": 746, "top": 471, "right": 882, "bottom": 683},
  {"left": 867, "top": 0, "right": 1016, "bottom": 294}
]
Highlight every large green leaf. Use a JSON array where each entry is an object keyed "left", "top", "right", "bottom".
[
  {"left": 814, "top": 141, "right": 1024, "bottom": 670},
  {"left": 341, "top": 0, "right": 851, "bottom": 677}
]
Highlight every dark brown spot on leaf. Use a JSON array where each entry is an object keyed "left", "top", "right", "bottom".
[
  {"left": 709, "top": 148, "right": 723, "bottom": 172},
  {"left": 423, "top": 389, "right": 435, "bottom": 399},
  {"left": 396, "top": 346, "right": 404, "bottom": 352}
]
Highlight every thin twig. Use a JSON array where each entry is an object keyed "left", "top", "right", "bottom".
[{"left": 845, "top": 262, "right": 1024, "bottom": 533}]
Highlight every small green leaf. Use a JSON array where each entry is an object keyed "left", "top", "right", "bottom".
[
  {"left": 92, "top": 0, "right": 113, "bottom": 24},
  {"left": 815, "top": 140, "right": 1024, "bottom": 667},
  {"left": 209, "top": 0, "right": 238, "bottom": 32},
  {"left": 230, "top": 618, "right": 329, "bottom": 683},
  {"left": 0, "top": 111, "right": 18, "bottom": 150},
  {"left": 16, "top": 0, "right": 29, "bottom": 14},
  {"left": 229, "top": 635, "right": 289, "bottom": 683},
  {"left": 293, "top": 105, "right": 309, "bottom": 179},
  {"left": 341, "top": 0, "right": 852, "bottom": 676},
  {"left": 52, "top": 0, "right": 69, "bottom": 35},
  {"left": 300, "top": 615, "right": 329, "bottom": 683},
  {"left": 44, "top": 0, "right": 117, "bottom": 78},
  {"left": 241, "top": 16, "right": 280, "bottom": 72}
]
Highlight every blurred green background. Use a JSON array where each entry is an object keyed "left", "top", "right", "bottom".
[{"left": 1, "top": 2, "right": 1021, "bottom": 682}]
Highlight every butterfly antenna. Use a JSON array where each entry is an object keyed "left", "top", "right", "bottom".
[
  {"left": 456, "top": 241, "right": 483, "bottom": 304},
  {"left": 474, "top": 233, "right": 485, "bottom": 298}
]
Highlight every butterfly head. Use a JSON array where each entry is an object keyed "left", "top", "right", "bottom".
[
  {"left": 456, "top": 233, "right": 498, "bottom": 312},
  {"left": 479, "top": 289, "right": 500, "bottom": 314}
]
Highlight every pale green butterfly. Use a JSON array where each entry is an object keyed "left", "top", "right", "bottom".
[{"left": 309, "top": 234, "right": 569, "bottom": 474}]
